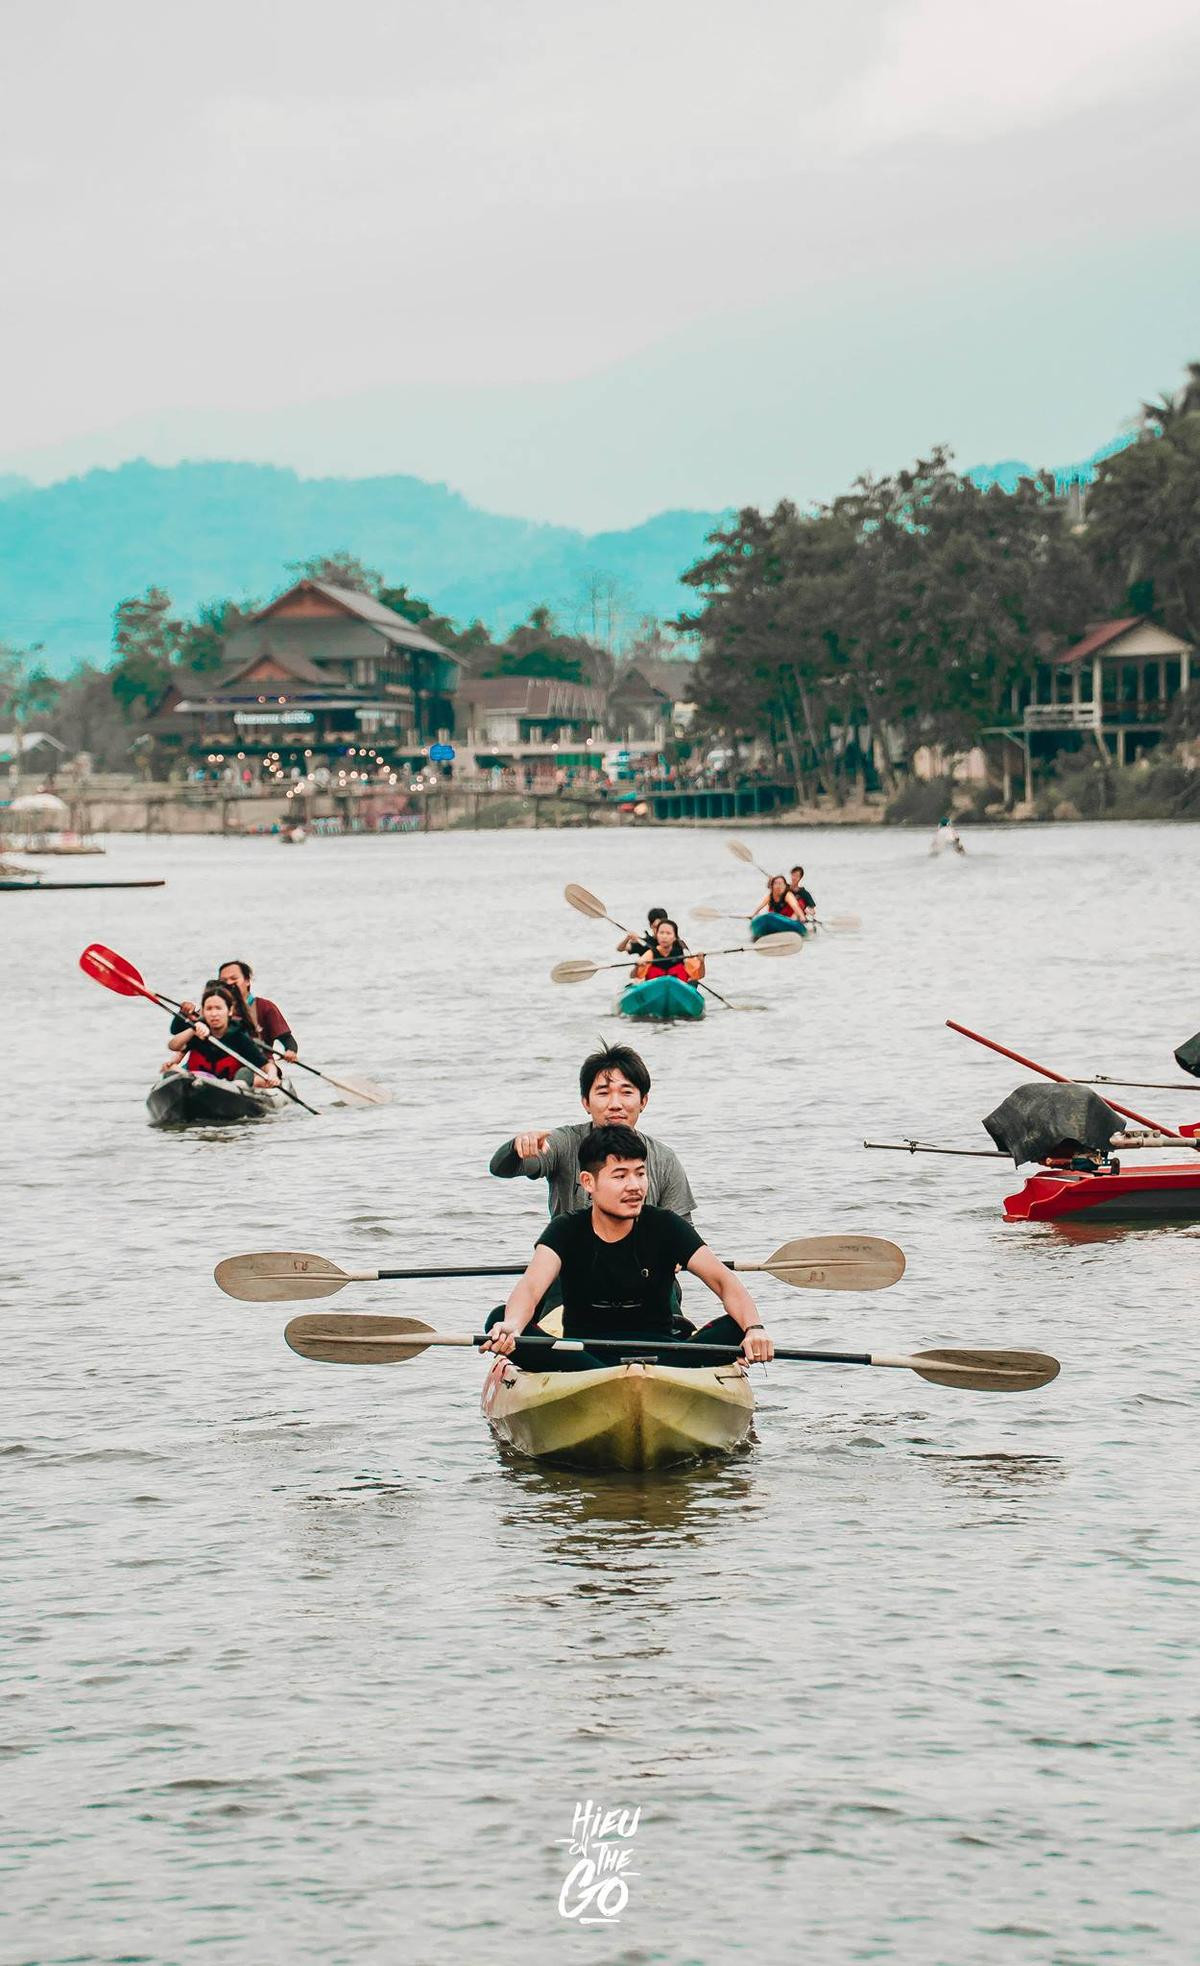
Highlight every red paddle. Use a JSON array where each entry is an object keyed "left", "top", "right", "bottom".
[
  {"left": 945, "top": 1019, "right": 1189, "bottom": 1144},
  {"left": 80, "top": 943, "right": 317, "bottom": 1116}
]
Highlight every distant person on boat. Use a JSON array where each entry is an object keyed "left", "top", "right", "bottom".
[
  {"left": 754, "top": 875, "right": 805, "bottom": 924},
  {"left": 489, "top": 1042, "right": 695, "bottom": 1220},
  {"left": 163, "top": 983, "right": 277, "bottom": 1087},
  {"left": 616, "top": 906, "right": 668, "bottom": 957},
  {"left": 634, "top": 918, "right": 706, "bottom": 985},
  {"left": 931, "top": 817, "right": 965, "bottom": 856},
  {"left": 481, "top": 1125, "right": 775, "bottom": 1372},
  {"left": 788, "top": 866, "right": 816, "bottom": 916}
]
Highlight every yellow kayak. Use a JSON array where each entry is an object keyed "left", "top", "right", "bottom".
[{"left": 481, "top": 1357, "right": 754, "bottom": 1472}]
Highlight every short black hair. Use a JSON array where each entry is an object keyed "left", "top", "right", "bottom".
[
  {"left": 220, "top": 958, "right": 253, "bottom": 983},
  {"left": 647, "top": 907, "right": 667, "bottom": 923},
  {"left": 578, "top": 1124, "right": 648, "bottom": 1175},
  {"left": 579, "top": 1044, "right": 651, "bottom": 1100}
]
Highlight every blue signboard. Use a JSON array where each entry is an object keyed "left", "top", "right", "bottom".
[{"left": 428, "top": 743, "right": 456, "bottom": 762}]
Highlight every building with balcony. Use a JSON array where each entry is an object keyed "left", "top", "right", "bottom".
[
  {"left": 1020, "top": 616, "right": 1193, "bottom": 765},
  {"left": 152, "top": 580, "right": 460, "bottom": 771},
  {"left": 606, "top": 658, "right": 696, "bottom": 746},
  {"left": 457, "top": 677, "right": 606, "bottom": 780}
]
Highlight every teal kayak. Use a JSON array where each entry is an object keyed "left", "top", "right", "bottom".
[
  {"left": 750, "top": 911, "right": 806, "bottom": 940},
  {"left": 618, "top": 977, "right": 706, "bottom": 1021}
]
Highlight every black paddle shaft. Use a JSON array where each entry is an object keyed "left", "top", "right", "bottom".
[
  {"left": 474, "top": 1335, "right": 873, "bottom": 1364},
  {"left": 373, "top": 1258, "right": 747, "bottom": 1289}
]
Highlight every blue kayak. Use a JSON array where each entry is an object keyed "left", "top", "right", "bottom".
[
  {"left": 750, "top": 912, "right": 806, "bottom": 940},
  {"left": 618, "top": 977, "right": 706, "bottom": 1021}
]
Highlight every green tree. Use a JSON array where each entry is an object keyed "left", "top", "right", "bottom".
[
  {"left": 1, "top": 642, "right": 61, "bottom": 723},
  {"left": 484, "top": 605, "right": 606, "bottom": 685},
  {"left": 1087, "top": 391, "right": 1200, "bottom": 645},
  {"left": 110, "top": 589, "right": 182, "bottom": 714},
  {"left": 286, "top": 551, "right": 382, "bottom": 594}
]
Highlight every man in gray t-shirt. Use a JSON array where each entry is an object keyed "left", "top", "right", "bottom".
[{"left": 489, "top": 1042, "right": 695, "bottom": 1222}]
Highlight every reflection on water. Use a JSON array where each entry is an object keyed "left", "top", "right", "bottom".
[
  {"left": 917, "top": 1451, "right": 1067, "bottom": 1494},
  {"left": 6, "top": 822, "right": 1200, "bottom": 1962}
]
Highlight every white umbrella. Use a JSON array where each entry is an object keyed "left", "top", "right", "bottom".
[{"left": 8, "top": 792, "right": 69, "bottom": 814}]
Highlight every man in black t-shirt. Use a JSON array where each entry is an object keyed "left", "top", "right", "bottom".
[
  {"left": 616, "top": 906, "right": 668, "bottom": 958},
  {"left": 482, "top": 1125, "right": 775, "bottom": 1371},
  {"left": 788, "top": 866, "right": 816, "bottom": 917}
]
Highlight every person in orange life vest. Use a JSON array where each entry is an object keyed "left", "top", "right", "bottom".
[
  {"left": 634, "top": 918, "right": 706, "bottom": 986},
  {"left": 163, "top": 983, "right": 277, "bottom": 1087}
]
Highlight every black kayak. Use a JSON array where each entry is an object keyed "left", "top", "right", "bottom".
[{"left": 147, "top": 1070, "right": 280, "bottom": 1127}]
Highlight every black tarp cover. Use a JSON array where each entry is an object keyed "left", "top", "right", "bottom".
[
  {"left": 1174, "top": 1030, "right": 1200, "bottom": 1079},
  {"left": 983, "top": 1082, "right": 1125, "bottom": 1165}
]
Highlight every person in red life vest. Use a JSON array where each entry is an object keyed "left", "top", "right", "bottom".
[
  {"left": 753, "top": 873, "right": 805, "bottom": 925},
  {"left": 163, "top": 983, "right": 277, "bottom": 1086},
  {"left": 175, "top": 961, "right": 298, "bottom": 1062},
  {"left": 633, "top": 918, "right": 706, "bottom": 987}
]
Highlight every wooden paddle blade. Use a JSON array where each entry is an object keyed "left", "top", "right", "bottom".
[
  {"left": 564, "top": 883, "right": 608, "bottom": 919},
  {"left": 284, "top": 1313, "right": 437, "bottom": 1364},
  {"left": 215, "top": 1252, "right": 353, "bottom": 1302},
  {"left": 760, "top": 1236, "right": 906, "bottom": 1292},
  {"left": 902, "top": 1348, "right": 1061, "bottom": 1392},
  {"left": 551, "top": 959, "right": 597, "bottom": 983},
  {"left": 824, "top": 915, "right": 862, "bottom": 933},
  {"left": 690, "top": 905, "right": 724, "bottom": 921},
  {"left": 727, "top": 840, "right": 756, "bottom": 865},
  {"left": 79, "top": 942, "right": 148, "bottom": 997},
  {"left": 326, "top": 1074, "right": 393, "bottom": 1106},
  {"left": 752, "top": 933, "right": 802, "bottom": 957}
]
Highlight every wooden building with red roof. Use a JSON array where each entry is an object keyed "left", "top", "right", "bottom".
[{"left": 153, "top": 580, "right": 460, "bottom": 772}]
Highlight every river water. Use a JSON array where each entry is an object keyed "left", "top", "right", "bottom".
[{"left": 4, "top": 821, "right": 1199, "bottom": 1965}]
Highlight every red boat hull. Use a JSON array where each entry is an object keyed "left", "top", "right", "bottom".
[{"left": 1005, "top": 1162, "right": 1200, "bottom": 1223}]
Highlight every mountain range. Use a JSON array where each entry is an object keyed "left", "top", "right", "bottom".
[
  {"left": 0, "top": 461, "right": 730, "bottom": 675},
  {"left": 0, "top": 437, "right": 1133, "bottom": 676}
]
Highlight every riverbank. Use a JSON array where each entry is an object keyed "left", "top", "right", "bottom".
[{"left": 5, "top": 761, "right": 1199, "bottom": 837}]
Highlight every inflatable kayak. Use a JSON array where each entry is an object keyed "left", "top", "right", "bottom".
[
  {"left": 618, "top": 977, "right": 706, "bottom": 1020},
  {"left": 482, "top": 1357, "right": 754, "bottom": 1471},
  {"left": 1004, "top": 1160, "right": 1200, "bottom": 1223},
  {"left": 147, "top": 1070, "right": 282, "bottom": 1127},
  {"left": 750, "top": 911, "right": 806, "bottom": 939}
]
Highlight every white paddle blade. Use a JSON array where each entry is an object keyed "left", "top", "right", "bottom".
[
  {"left": 551, "top": 958, "right": 597, "bottom": 984},
  {"left": 727, "top": 840, "right": 756, "bottom": 865},
  {"left": 215, "top": 1252, "right": 352, "bottom": 1302},
  {"left": 752, "top": 933, "right": 802, "bottom": 957},
  {"left": 762, "top": 1236, "right": 906, "bottom": 1292},
  {"left": 285, "top": 1313, "right": 437, "bottom": 1365},
  {"left": 564, "top": 883, "right": 608, "bottom": 920},
  {"left": 890, "top": 1348, "right": 1061, "bottom": 1392}
]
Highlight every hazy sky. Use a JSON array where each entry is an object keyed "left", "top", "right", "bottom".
[{"left": 3, "top": 0, "right": 1199, "bottom": 525}]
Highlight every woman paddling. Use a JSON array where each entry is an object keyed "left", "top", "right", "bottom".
[
  {"left": 753, "top": 874, "right": 805, "bottom": 926},
  {"left": 163, "top": 982, "right": 277, "bottom": 1087},
  {"left": 633, "top": 918, "right": 706, "bottom": 988}
]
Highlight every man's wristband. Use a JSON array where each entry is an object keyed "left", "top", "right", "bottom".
[{"left": 743, "top": 1323, "right": 764, "bottom": 1334}]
